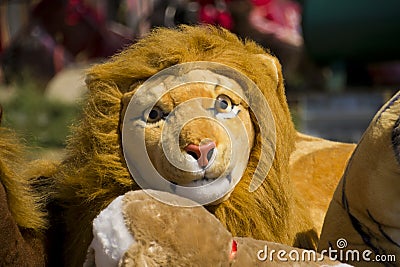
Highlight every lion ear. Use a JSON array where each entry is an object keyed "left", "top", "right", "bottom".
[
  {"left": 256, "top": 54, "right": 279, "bottom": 84},
  {"left": 256, "top": 53, "right": 287, "bottom": 103}
]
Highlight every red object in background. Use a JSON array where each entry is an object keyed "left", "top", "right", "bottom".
[
  {"left": 31, "top": 0, "right": 131, "bottom": 59},
  {"left": 249, "top": 0, "right": 303, "bottom": 46},
  {"left": 255, "top": 0, "right": 301, "bottom": 27},
  {"left": 198, "top": 0, "right": 234, "bottom": 30},
  {"left": 251, "top": 0, "right": 273, "bottom": 6}
]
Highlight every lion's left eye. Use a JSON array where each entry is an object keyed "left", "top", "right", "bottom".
[
  {"left": 215, "top": 94, "right": 233, "bottom": 113},
  {"left": 146, "top": 106, "right": 164, "bottom": 123}
]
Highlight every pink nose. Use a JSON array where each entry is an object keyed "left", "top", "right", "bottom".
[{"left": 184, "top": 141, "right": 216, "bottom": 168}]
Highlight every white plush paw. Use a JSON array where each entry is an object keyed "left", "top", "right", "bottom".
[{"left": 84, "top": 195, "right": 135, "bottom": 267}]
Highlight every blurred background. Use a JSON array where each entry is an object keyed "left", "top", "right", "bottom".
[{"left": 0, "top": 0, "right": 399, "bottom": 159}]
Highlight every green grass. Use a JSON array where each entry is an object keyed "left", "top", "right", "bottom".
[{"left": 1, "top": 83, "right": 82, "bottom": 148}]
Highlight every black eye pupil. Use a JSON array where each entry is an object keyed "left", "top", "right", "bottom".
[
  {"left": 149, "top": 109, "right": 159, "bottom": 120},
  {"left": 219, "top": 100, "right": 229, "bottom": 109}
]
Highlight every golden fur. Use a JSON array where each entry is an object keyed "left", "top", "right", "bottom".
[
  {"left": 54, "top": 25, "right": 334, "bottom": 266},
  {"left": 0, "top": 127, "right": 49, "bottom": 230},
  {"left": 290, "top": 133, "right": 355, "bottom": 234},
  {"left": 0, "top": 107, "right": 59, "bottom": 266}
]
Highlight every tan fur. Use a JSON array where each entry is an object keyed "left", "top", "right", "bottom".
[
  {"left": 290, "top": 133, "right": 356, "bottom": 234},
  {"left": 54, "top": 25, "right": 333, "bottom": 266},
  {"left": 119, "top": 190, "right": 343, "bottom": 266},
  {"left": 121, "top": 190, "right": 233, "bottom": 267}
]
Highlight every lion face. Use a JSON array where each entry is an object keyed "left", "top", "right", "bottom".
[
  {"left": 143, "top": 83, "right": 255, "bottom": 187},
  {"left": 121, "top": 62, "right": 261, "bottom": 204}
]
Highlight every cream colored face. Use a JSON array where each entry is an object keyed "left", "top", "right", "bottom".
[
  {"left": 143, "top": 83, "right": 255, "bottom": 186},
  {"left": 122, "top": 62, "right": 276, "bottom": 206}
]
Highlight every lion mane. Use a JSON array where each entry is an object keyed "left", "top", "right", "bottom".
[
  {"left": 0, "top": 128, "right": 47, "bottom": 230},
  {"left": 0, "top": 125, "right": 59, "bottom": 265},
  {"left": 54, "top": 25, "right": 317, "bottom": 266}
]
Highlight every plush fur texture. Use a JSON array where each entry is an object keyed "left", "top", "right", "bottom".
[
  {"left": 54, "top": 25, "right": 338, "bottom": 266},
  {"left": 119, "top": 190, "right": 342, "bottom": 266},
  {"left": 120, "top": 190, "right": 233, "bottom": 266},
  {"left": 0, "top": 128, "right": 47, "bottom": 230},
  {"left": 319, "top": 91, "right": 400, "bottom": 265},
  {"left": 290, "top": 133, "right": 356, "bottom": 234},
  {"left": 0, "top": 127, "right": 59, "bottom": 266}
]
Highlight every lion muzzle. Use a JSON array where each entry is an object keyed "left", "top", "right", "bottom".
[{"left": 184, "top": 140, "right": 216, "bottom": 168}]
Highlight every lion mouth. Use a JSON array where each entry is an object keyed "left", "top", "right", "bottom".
[
  {"left": 168, "top": 172, "right": 234, "bottom": 205},
  {"left": 172, "top": 173, "right": 232, "bottom": 188}
]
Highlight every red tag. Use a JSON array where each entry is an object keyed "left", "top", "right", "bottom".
[{"left": 229, "top": 240, "right": 237, "bottom": 261}]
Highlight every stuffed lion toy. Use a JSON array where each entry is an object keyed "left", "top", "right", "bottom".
[
  {"left": 0, "top": 25, "right": 398, "bottom": 266},
  {"left": 51, "top": 25, "right": 356, "bottom": 266}
]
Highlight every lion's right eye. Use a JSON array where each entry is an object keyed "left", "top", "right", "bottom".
[
  {"left": 215, "top": 94, "right": 233, "bottom": 113},
  {"left": 146, "top": 106, "right": 164, "bottom": 123}
]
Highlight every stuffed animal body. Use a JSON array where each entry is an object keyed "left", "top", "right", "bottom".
[{"left": 85, "top": 190, "right": 350, "bottom": 267}]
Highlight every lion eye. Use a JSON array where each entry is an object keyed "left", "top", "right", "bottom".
[
  {"left": 215, "top": 94, "right": 233, "bottom": 113},
  {"left": 146, "top": 106, "right": 164, "bottom": 123}
]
